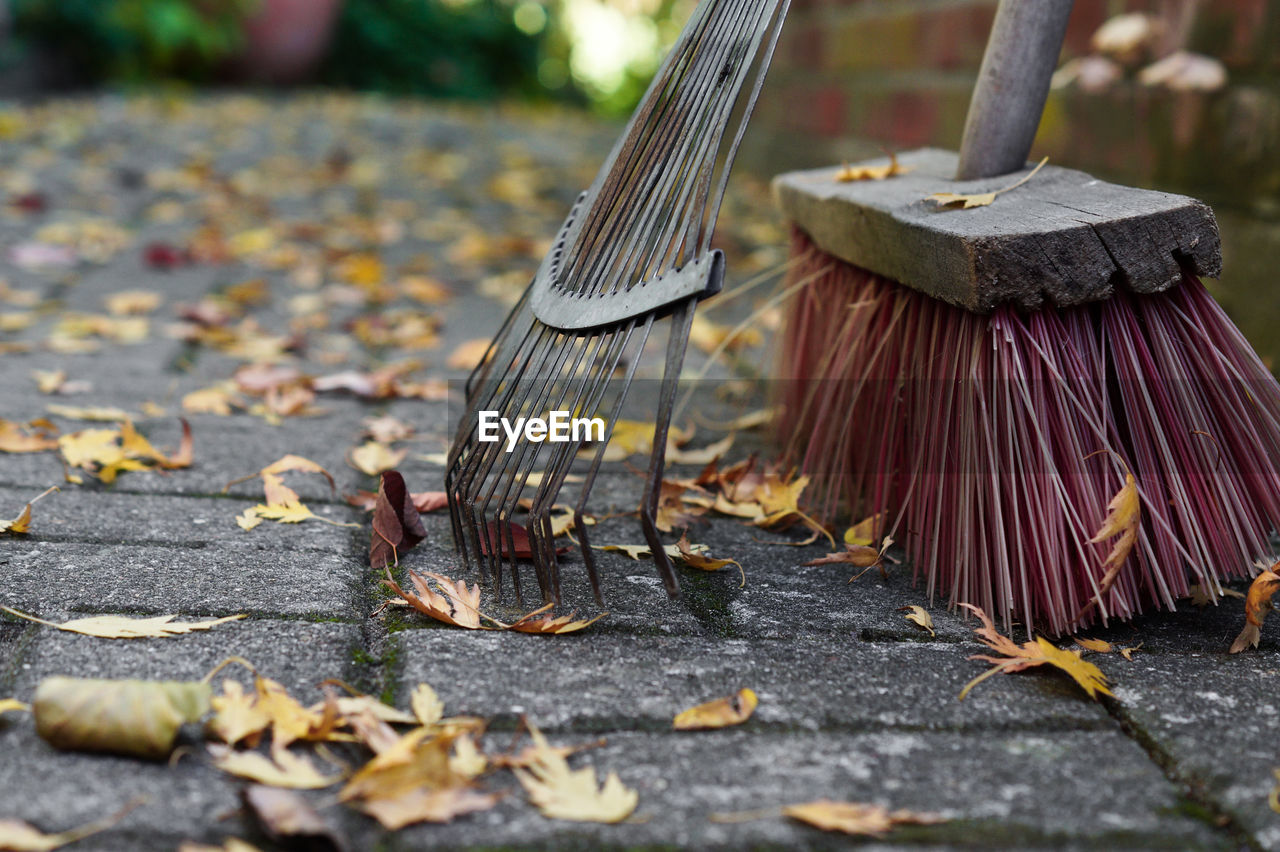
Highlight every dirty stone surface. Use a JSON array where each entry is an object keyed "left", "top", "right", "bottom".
[{"left": 0, "top": 94, "right": 1276, "bottom": 850}]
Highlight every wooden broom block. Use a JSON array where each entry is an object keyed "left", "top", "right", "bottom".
[{"left": 772, "top": 148, "right": 1221, "bottom": 313}]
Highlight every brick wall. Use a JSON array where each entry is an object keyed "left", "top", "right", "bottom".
[{"left": 747, "top": 0, "right": 1280, "bottom": 363}]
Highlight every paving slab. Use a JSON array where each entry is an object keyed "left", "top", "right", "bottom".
[
  {"left": 1109, "top": 651, "right": 1280, "bottom": 849},
  {"left": 0, "top": 540, "right": 364, "bottom": 620},
  {"left": 394, "top": 631, "right": 1115, "bottom": 734},
  {"left": 0, "top": 620, "right": 375, "bottom": 852},
  {"left": 382, "top": 729, "right": 1227, "bottom": 850},
  {"left": 0, "top": 485, "right": 358, "bottom": 555}
]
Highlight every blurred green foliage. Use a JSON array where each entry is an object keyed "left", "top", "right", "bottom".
[
  {"left": 321, "top": 0, "right": 546, "bottom": 99},
  {"left": 13, "top": 0, "right": 253, "bottom": 82}
]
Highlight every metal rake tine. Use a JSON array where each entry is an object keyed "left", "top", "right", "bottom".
[
  {"left": 572, "top": 315, "right": 656, "bottom": 603},
  {"left": 476, "top": 330, "right": 581, "bottom": 601},
  {"left": 641, "top": 298, "right": 698, "bottom": 597}
]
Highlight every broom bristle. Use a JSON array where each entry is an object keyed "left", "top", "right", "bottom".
[{"left": 778, "top": 228, "right": 1280, "bottom": 635}]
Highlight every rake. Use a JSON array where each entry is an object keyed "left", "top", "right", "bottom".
[{"left": 445, "top": 0, "right": 790, "bottom": 605}]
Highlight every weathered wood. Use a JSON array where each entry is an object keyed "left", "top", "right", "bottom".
[
  {"left": 957, "top": 0, "right": 1074, "bottom": 180},
  {"left": 772, "top": 148, "right": 1221, "bottom": 313}
]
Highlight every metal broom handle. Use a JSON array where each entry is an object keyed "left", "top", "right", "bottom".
[{"left": 956, "top": 0, "right": 1074, "bottom": 180}]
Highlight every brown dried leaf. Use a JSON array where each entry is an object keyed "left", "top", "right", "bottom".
[
  {"left": 208, "top": 745, "right": 340, "bottom": 790},
  {"left": 508, "top": 607, "right": 607, "bottom": 635},
  {"left": 0, "top": 800, "right": 142, "bottom": 852},
  {"left": 0, "top": 418, "right": 59, "bottom": 453},
  {"left": 0, "top": 486, "right": 57, "bottom": 535},
  {"left": 370, "top": 471, "right": 426, "bottom": 568},
  {"left": 1229, "top": 568, "right": 1280, "bottom": 654},
  {"left": 385, "top": 570, "right": 497, "bottom": 630},
  {"left": 242, "top": 785, "right": 342, "bottom": 850}
]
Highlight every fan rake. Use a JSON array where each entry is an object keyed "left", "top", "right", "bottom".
[{"left": 445, "top": 0, "right": 790, "bottom": 605}]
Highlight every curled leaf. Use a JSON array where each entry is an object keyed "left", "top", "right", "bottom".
[
  {"left": 899, "top": 605, "right": 934, "bottom": 636},
  {"left": 0, "top": 486, "right": 57, "bottom": 535},
  {"left": 673, "top": 688, "right": 757, "bottom": 731},
  {"left": 370, "top": 471, "right": 426, "bottom": 568},
  {"left": 34, "top": 676, "right": 211, "bottom": 759},
  {"left": 0, "top": 800, "right": 143, "bottom": 852},
  {"left": 835, "top": 152, "right": 912, "bottom": 182},
  {"left": 1229, "top": 568, "right": 1280, "bottom": 654}
]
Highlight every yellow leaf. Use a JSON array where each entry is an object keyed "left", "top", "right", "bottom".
[
  {"left": 958, "top": 604, "right": 1112, "bottom": 701},
  {"left": 253, "top": 676, "right": 327, "bottom": 752},
  {"left": 450, "top": 733, "right": 487, "bottom": 779},
  {"left": 1, "top": 607, "right": 244, "bottom": 639},
  {"left": 926, "top": 157, "right": 1048, "bottom": 209},
  {"left": 0, "top": 418, "right": 59, "bottom": 453},
  {"left": 104, "top": 290, "right": 161, "bottom": 316},
  {"left": 1230, "top": 568, "right": 1280, "bottom": 654},
  {"left": 356, "top": 787, "right": 499, "bottom": 831},
  {"left": 348, "top": 441, "right": 408, "bottom": 476},
  {"left": 235, "top": 508, "right": 263, "bottom": 531},
  {"left": 0, "top": 698, "right": 28, "bottom": 717},
  {"left": 446, "top": 338, "right": 493, "bottom": 370},
  {"left": 411, "top": 684, "right": 444, "bottom": 727},
  {"left": 899, "top": 605, "right": 935, "bottom": 636},
  {"left": 208, "top": 680, "right": 270, "bottom": 747},
  {"left": 251, "top": 502, "right": 313, "bottom": 524},
  {"left": 667, "top": 433, "right": 735, "bottom": 465},
  {"left": 31, "top": 370, "right": 66, "bottom": 395},
  {"left": 1077, "top": 471, "right": 1141, "bottom": 621},
  {"left": 843, "top": 512, "right": 884, "bottom": 547},
  {"left": 45, "top": 404, "right": 134, "bottom": 422},
  {"left": 0, "top": 486, "right": 57, "bottom": 535},
  {"left": 673, "top": 688, "right": 757, "bottom": 730},
  {"left": 208, "top": 744, "right": 339, "bottom": 789},
  {"left": 0, "top": 800, "right": 141, "bottom": 851},
  {"left": 182, "top": 386, "right": 239, "bottom": 416},
  {"left": 514, "top": 723, "right": 637, "bottom": 823},
  {"left": 1074, "top": 637, "right": 1113, "bottom": 653},
  {"left": 783, "top": 800, "right": 943, "bottom": 836},
  {"left": 835, "top": 152, "right": 913, "bottom": 182}
]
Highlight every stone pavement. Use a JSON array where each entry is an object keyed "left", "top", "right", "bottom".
[{"left": 0, "top": 95, "right": 1277, "bottom": 851}]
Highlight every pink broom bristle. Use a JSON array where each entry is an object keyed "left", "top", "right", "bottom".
[{"left": 778, "top": 228, "right": 1280, "bottom": 635}]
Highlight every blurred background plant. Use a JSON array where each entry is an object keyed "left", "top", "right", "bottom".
[
  {"left": 13, "top": 0, "right": 255, "bottom": 83},
  {"left": 3, "top": 0, "right": 689, "bottom": 111}
]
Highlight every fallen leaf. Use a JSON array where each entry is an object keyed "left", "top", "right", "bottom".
[
  {"left": 1186, "top": 584, "right": 1245, "bottom": 606},
  {"left": 1229, "top": 568, "right": 1280, "bottom": 654},
  {"left": 0, "top": 486, "right": 57, "bottom": 535},
  {"left": 0, "top": 698, "right": 28, "bottom": 717},
  {"left": 183, "top": 386, "right": 242, "bottom": 416},
  {"left": 675, "top": 532, "right": 744, "bottom": 586},
  {"left": 58, "top": 419, "right": 192, "bottom": 483},
  {"left": 0, "top": 800, "right": 142, "bottom": 852},
  {"left": 514, "top": 723, "right": 637, "bottom": 823},
  {"left": 446, "top": 338, "right": 492, "bottom": 370},
  {"left": 105, "top": 290, "right": 161, "bottom": 316},
  {"left": 349, "top": 441, "right": 408, "bottom": 476},
  {"left": 508, "top": 608, "right": 607, "bottom": 635},
  {"left": 208, "top": 680, "right": 271, "bottom": 748},
  {"left": 783, "top": 800, "right": 943, "bottom": 836},
  {"left": 242, "top": 785, "right": 342, "bottom": 849},
  {"left": 45, "top": 404, "right": 135, "bottom": 422},
  {"left": 0, "top": 418, "right": 59, "bottom": 453},
  {"left": 370, "top": 471, "right": 427, "bottom": 568},
  {"left": 177, "top": 838, "right": 262, "bottom": 852},
  {"left": 480, "top": 520, "right": 567, "bottom": 560},
  {"left": 208, "top": 744, "right": 340, "bottom": 789},
  {"left": 356, "top": 787, "right": 498, "bottom": 831},
  {"left": 667, "top": 433, "right": 735, "bottom": 465},
  {"left": 410, "top": 684, "right": 444, "bottom": 727},
  {"left": 34, "top": 676, "right": 211, "bottom": 759},
  {"left": 673, "top": 688, "right": 757, "bottom": 730},
  {"left": 1074, "top": 637, "right": 1113, "bottom": 653},
  {"left": 362, "top": 414, "right": 415, "bottom": 443},
  {"left": 1076, "top": 472, "right": 1141, "bottom": 623},
  {"left": 835, "top": 152, "right": 912, "bottom": 182},
  {"left": 236, "top": 508, "right": 263, "bottom": 531},
  {"left": 899, "top": 605, "right": 935, "bottom": 636},
  {"left": 958, "top": 604, "right": 1112, "bottom": 701},
  {"left": 385, "top": 570, "right": 497, "bottom": 630},
  {"left": 1, "top": 608, "right": 244, "bottom": 639},
  {"left": 805, "top": 536, "right": 892, "bottom": 578},
  {"left": 926, "top": 157, "right": 1048, "bottom": 209},
  {"left": 843, "top": 512, "right": 884, "bottom": 547}
]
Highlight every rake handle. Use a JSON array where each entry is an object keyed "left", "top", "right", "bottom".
[{"left": 956, "top": 0, "right": 1074, "bottom": 180}]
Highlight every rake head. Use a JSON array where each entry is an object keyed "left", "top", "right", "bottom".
[{"left": 446, "top": 0, "right": 789, "bottom": 605}]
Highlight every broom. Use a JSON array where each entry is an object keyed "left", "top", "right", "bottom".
[{"left": 771, "top": 0, "right": 1280, "bottom": 635}]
